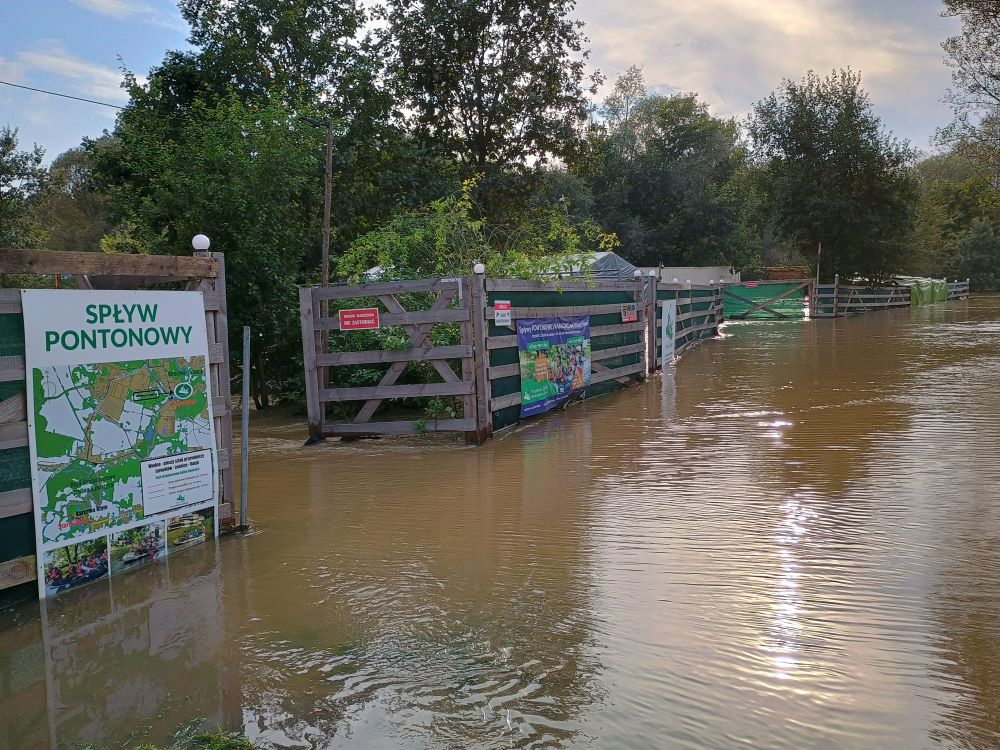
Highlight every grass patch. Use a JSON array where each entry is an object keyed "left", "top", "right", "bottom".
[{"left": 84, "top": 729, "right": 254, "bottom": 750}]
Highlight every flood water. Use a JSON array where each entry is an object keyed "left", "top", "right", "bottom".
[{"left": 3, "top": 297, "right": 1000, "bottom": 749}]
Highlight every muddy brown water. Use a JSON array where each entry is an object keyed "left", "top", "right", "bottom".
[{"left": 3, "top": 297, "right": 1000, "bottom": 750}]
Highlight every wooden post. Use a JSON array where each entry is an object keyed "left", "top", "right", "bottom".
[
  {"left": 299, "top": 287, "right": 324, "bottom": 443},
  {"left": 240, "top": 325, "right": 250, "bottom": 527},
  {"left": 470, "top": 267, "right": 492, "bottom": 443},
  {"left": 833, "top": 274, "right": 840, "bottom": 318},
  {"left": 643, "top": 273, "right": 655, "bottom": 375},
  {"left": 460, "top": 275, "right": 479, "bottom": 445}
]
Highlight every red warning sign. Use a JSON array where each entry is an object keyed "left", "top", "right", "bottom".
[{"left": 338, "top": 308, "right": 380, "bottom": 330}]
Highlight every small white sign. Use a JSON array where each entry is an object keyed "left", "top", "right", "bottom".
[
  {"left": 140, "top": 450, "right": 215, "bottom": 517},
  {"left": 494, "top": 300, "right": 512, "bottom": 326},
  {"left": 661, "top": 300, "right": 677, "bottom": 367}
]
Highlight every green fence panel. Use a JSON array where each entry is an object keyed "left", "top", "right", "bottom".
[
  {"left": 655, "top": 288, "right": 719, "bottom": 359},
  {"left": 724, "top": 283, "right": 807, "bottom": 319},
  {"left": 487, "top": 288, "right": 642, "bottom": 431}
]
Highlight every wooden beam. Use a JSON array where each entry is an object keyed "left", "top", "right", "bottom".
[
  {"left": 323, "top": 417, "right": 476, "bottom": 436},
  {"left": 0, "top": 248, "right": 218, "bottom": 278},
  {"left": 0, "top": 392, "right": 26, "bottom": 424},
  {"left": 0, "top": 555, "right": 36, "bottom": 590},
  {"left": 490, "top": 391, "right": 522, "bottom": 411},
  {"left": 299, "top": 287, "right": 323, "bottom": 442},
  {"left": 0, "top": 488, "right": 31, "bottom": 519},
  {"left": 321, "top": 381, "right": 475, "bottom": 401},
  {"left": 0, "top": 421, "right": 28, "bottom": 451},
  {"left": 485, "top": 278, "right": 636, "bottom": 292},
  {"left": 313, "top": 278, "right": 461, "bottom": 300},
  {"left": 318, "top": 345, "right": 473, "bottom": 366},
  {"left": 0, "top": 355, "right": 25, "bottom": 383},
  {"left": 484, "top": 303, "right": 633, "bottom": 319}
]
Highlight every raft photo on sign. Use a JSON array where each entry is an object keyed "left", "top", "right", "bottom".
[
  {"left": 166, "top": 507, "right": 215, "bottom": 554},
  {"left": 109, "top": 519, "right": 166, "bottom": 576},
  {"left": 43, "top": 536, "right": 109, "bottom": 598}
]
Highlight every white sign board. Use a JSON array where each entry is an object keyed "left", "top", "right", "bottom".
[
  {"left": 21, "top": 290, "right": 219, "bottom": 598},
  {"left": 661, "top": 300, "right": 677, "bottom": 367},
  {"left": 494, "top": 300, "right": 512, "bottom": 327}
]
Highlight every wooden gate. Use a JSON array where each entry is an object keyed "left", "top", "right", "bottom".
[{"left": 299, "top": 278, "right": 478, "bottom": 442}]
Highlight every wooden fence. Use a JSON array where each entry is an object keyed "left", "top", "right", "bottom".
[
  {"left": 653, "top": 283, "right": 726, "bottom": 369},
  {"left": 0, "top": 248, "right": 235, "bottom": 603},
  {"left": 812, "top": 276, "right": 971, "bottom": 317},
  {"left": 300, "top": 273, "right": 726, "bottom": 443}
]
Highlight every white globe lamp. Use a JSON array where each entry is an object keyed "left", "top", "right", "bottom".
[{"left": 192, "top": 234, "right": 211, "bottom": 252}]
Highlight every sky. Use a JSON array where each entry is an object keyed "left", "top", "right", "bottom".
[{"left": 0, "top": 0, "right": 962, "bottom": 162}]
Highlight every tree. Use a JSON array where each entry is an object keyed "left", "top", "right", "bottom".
[
  {"left": 0, "top": 127, "right": 47, "bottom": 248},
  {"left": 939, "top": 0, "right": 1000, "bottom": 189},
  {"left": 748, "top": 69, "right": 917, "bottom": 281},
  {"left": 178, "top": 0, "right": 364, "bottom": 104},
  {"left": 574, "top": 68, "right": 753, "bottom": 268},
  {"left": 949, "top": 219, "right": 1000, "bottom": 289},
  {"left": 34, "top": 148, "right": 111, "bottom": 253},
  {"left": 381, "top": 0, "right": 599, "bottom": 171},
  {"left": 92, "top": 92, "right": 325, "bottom": 408}
]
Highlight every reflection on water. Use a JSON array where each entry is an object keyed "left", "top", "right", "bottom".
[{"left": 2, "top": 297, "right": 1000, "bottom": 749}]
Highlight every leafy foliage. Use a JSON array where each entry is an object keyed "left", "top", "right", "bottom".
[
  {"left": 572, "top": 68, "right": 755, "bottom": 269},
  {"left": 381, "top": 0, "right": 599, "bottom": 170},
  {"left": 748, "top": 69, "right": 917, "bottom": 281},
  {"left": 0, "top": 126, "right": 47, "bottom": 248}
]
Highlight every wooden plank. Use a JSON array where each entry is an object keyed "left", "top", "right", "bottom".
[
  {"left": 459, "top": 276, "right": 478, "bottom": 442},
  {"left": 490, "top": 391, "right": 522, "bottom": 411},
  {"left": 0, "top": 355, "right": 25, "bottom": 383},
  {"left": 0, "top": 289, "right": 22, "bottom": 314},
  {"left": 591, "top": 321, "right": 646, "bottom": 337},
  {"left": 591, "top": 361, "right": 645, "bottom": 385},
  {"left": 470, "top": 273, "right": 492, "bottom": 441},
  {"left": 0, "top": 421, "right": 28, "bottom": 450},
  {"left": 486, "top": 334, "right": 518, "bottom": 350},
  {"left": 0, "top": 248, "right": 218, "bottom": 278},
  {"left": 318, "top": 345, "right": 473, "bottom": 366},
  {"left": 485, "top": 278, "right": 637, "bottom": 292},
  {"left": 314, "top": 278, "right": 461, "bottom": 300},
  {"left": 0, "top": 488, "right": 32, "bottom": 519},
  {"left": 484, "top": 303, "right": 633, "bottom": 319},
  {"left": 315, "top": 308, "right": 470, "bottom": 330},
  {"left": 323, "top": 417, "right": 476, "bottom": 436},
  {"left": 0, "top": 392, "right": 26, "bottom": 423},
  {"left": 488, "top": 362, "right": 520, "bottom": 380},
  {"left": 208, "top": 343, "right": 226, "bottom": 364},
  {"left": 594, "top": 341, "right": 647, "bottom": 362},
  {"left": 377, "top": 289, "right": 463, "bottom": 387},
  {"left": 0, "top": 555, "right": 36, "bottom": 590},
  {"left": 299, "top": 287, "right": 323, "bottom": 441},
  {"left": 321, "top": 381, "right": 475, "bottom": 401}
]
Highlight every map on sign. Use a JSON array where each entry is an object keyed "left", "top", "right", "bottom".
[{"left": 32, "top": 357, "right": 214, "bottom": 546}]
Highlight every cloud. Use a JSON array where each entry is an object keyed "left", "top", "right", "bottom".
[
  {"left": 69, "top": 0, "right": 187, "bottom": 31},
  {"left": 577, "top": 0, "right": 957, "bottom": 145},
  {"left": 0, "top": 55, "right": 27, "bottom": 83},
  {"left": 19, "top": 45, "right": 132, "bottom": 103}
]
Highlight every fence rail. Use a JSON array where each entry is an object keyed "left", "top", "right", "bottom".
[
  {"left": 300, "top": 274, "right": 726, "bottom": 443},
  {"left": 812, "top": 276, "right": 971, "bottom": 317}
]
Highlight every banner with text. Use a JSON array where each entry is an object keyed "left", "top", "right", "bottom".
[
  {"left": 21, "top": 290, "right": 219, "bottom": 598},
  {"left": 516, "top": 316, "right": 591, "bottom": 418}
]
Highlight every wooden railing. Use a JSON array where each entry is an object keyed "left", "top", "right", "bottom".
[{"left": 812, "top": 276, "right": 972, "bottom": 317}]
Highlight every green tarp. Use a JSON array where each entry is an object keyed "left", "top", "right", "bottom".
[
  {"left": 723, "top": 282, "right": 807, "bottom": 320},
  {"left": 910, "top": 279, "right": 949, "bottom": 306}
]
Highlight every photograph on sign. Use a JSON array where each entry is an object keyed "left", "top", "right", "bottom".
[
  {"left": 517, "top": 316, "right": 591, "bottom": 418},
  {"left": 494, "top": 300, "right": 512, "bottom": 327},
  {"left": 109, "top": 519, "right": 166, "bottom": 575},
  {"left": 43, "top": 536, "right": 108, "bottom": 598},
  {"left": 620, "top": 303, "right": 638, "bottom": 323},
  {"left": 339, "top": 307, "right": 380, "bottom": 330},
  {"left": 167, "top": 506, "right": 216, "bottom": 554},
  {"left": 20, "top": 290, "right": 219, "bottom": 598}
]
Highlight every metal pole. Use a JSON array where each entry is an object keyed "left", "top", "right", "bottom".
[
  {"left": 322, "top": 118, "right": 333, "bottom": 289},
  {"left": 240, "top": 325, "right": 250, "bottom": 527}
]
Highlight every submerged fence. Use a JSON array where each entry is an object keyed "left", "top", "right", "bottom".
[
  {"left": 813, "top": 276, "right": 971, "bottom": 317},
  {"left": 299, "top": 273, "right": 725, "bottom": 443}
]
